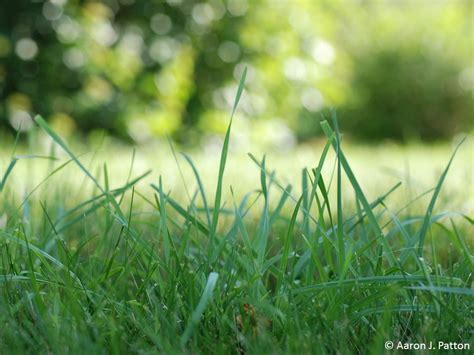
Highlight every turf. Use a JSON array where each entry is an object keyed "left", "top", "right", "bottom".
[{"left": 0, "top": 71, "right": 472, "bottom": 354}]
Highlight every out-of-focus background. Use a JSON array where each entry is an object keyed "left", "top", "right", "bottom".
[
  {"left": 0, "top": 0, "right": 473, "bottom": 216},
  {"left": 1, "top": 0, "right": 472, "bottom": 146}
]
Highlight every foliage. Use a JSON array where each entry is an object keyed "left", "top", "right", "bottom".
[
  {"left": 338, "top": 1, "right": 473, "bottom": 141},
  {"left": 0, "top": 0, "right": 472, "bottom": 144}
]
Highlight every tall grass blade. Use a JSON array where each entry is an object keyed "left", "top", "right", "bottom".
[
  {"left": 320, "top": 119, "right": 397, "bottom": 266},
  {"left": 209, "top": 67, "right": 247, "bottom": 251},
  {"left": 416, "top": 137, "right": 466, "bottom": 256},
  {"left": 180, "top": 272, "right": 219, "bottom": 345}
]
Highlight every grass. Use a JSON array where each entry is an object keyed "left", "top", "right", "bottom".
[{"left": 0, "top": 71, "right": 473, "bottom": 354}]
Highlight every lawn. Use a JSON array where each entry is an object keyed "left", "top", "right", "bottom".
[{"left": 0, "top": 74, "right": 472, "bottom": 354}]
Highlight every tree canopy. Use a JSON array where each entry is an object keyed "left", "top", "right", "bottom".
[{"left": 1, "top": 0, "right": 472, "bottom": 143}]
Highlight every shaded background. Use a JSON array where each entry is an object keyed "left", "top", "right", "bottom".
[{"left": 0, "top": 0, "right": 472, "bottom": 147}]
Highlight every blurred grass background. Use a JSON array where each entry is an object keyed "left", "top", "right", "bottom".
[{"left": 1, "top": 131, "right": 472, "bottom": 219}]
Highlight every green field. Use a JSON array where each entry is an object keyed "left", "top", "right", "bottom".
[{"left": 1, "top": 113, "right": 472, "bottom": 353}]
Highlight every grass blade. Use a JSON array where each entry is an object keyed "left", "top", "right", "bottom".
[
  {"left": 209, "top": 67, "right": 247, "bottom": 253},
  {"left": 180, "top": 272, "right": 219, "bottom": 345},
  {"left": 416, "top": 137, "right": 466, "bottom": 256}
]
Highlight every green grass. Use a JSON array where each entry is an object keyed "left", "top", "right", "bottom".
[{"left": 0, "top": 72, "right": 473, "bottom": 354}]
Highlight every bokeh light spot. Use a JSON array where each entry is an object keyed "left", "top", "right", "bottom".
[
  {"left": 284, "top": 57, "right": 307, "bottom": 81},
  {"left": 151, "top": 13, "right": 172, "bottom": 35},
  {"left": 312, "top": 40, "right": 335, "bottom": 66},
  {"left": 15, "top": 38, "right": 38, "bottom": 60},
  {"left": 56, "top": 17, "right": 81, "bottom": 43},
  {"left": 63, "top": 48, "right": 86, "bottom": 69},
  {"left": 218, "top": 41, "right": 240, "bottom": 63},
  {"left": 93, "top": 21, "right": 118, "bottom": 47},
  {"left": 192, "top": 3, "right": 215, "bottom": 26},
  {"left": 149, "top": 37, "right": 178, "bottom": 64},
  {"left": 9, "top": 110, "right": 33, "bottom": 132},
  {"left": 43, "top": 1, "right": 63, "bottom": 21},
  {"left": 301, "top": 88, "right": 324, "bottom": 112},
  {"left": 227, "top": 0, "right": 248, "bottom": 16}
]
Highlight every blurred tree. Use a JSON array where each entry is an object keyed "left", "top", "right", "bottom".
[
  {"left": 0, "top": 0, "right": 248, "bottom": 143},
  {"left": 0, "top": 0, "right": 472, "bottom": 143},
  {"left": 337, "top": 0, "right": 473, "bottom": 141},
  {"left": 342, "top": 45, "right": 472, "bottom": 141}
]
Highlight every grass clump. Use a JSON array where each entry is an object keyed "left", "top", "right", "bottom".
[{"left": 0, "top": 71, "right": 472, "bottom": 354}]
